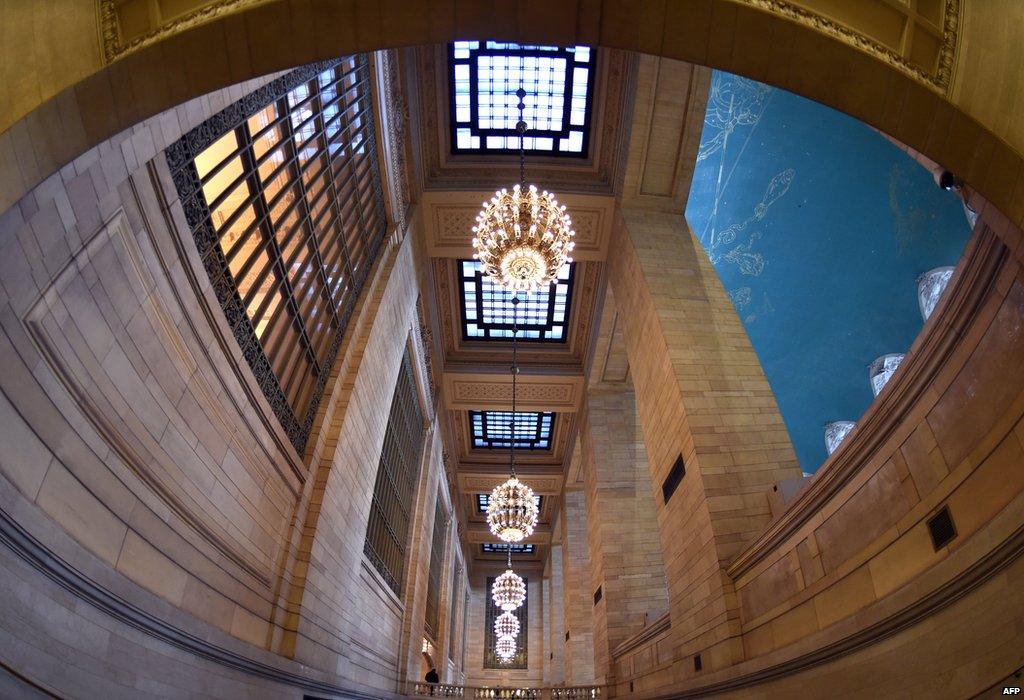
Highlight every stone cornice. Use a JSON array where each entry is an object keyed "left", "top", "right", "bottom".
[
  {"left": 647, "top": 517, "right": 1024, "bottom": 698},
  {"left": 610, "top": 612, "right": 671, "bottom": 660},
  {"left": 0, "top": 503, "right": 395, "bottom": 700},
  {"left": 728, "top": 227, "right": 1008, "bottom": 580}
]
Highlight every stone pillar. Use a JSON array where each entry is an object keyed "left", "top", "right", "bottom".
[
  {"left": 397, "top": 428, "right": 444, "bottom": 684},
  {"left": 559, "top": 490, "right": 596, "bottom": 684},
  {"left": 581, "top": 387, "right": 669, "bottom": 682},
  {"left": 607, "top": 209, "right": 802, "bottom": 674},
  {"left": 545, "top": 544, "right": 566, "bottom": 685}
]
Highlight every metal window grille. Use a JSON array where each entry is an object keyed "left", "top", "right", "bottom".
[
  {"left": 363, "top": 351, "right": 426, "bottom": 595},
  {"left": 460, "top": 260, "right": 575, "bottom": 341},
  {"left": 484, "top": 575, "right": 528, "bottom": 669},
  {"left": 447, "top": 560, "right": 462, "bottom": 660},
  {"left": 449, "top": 41, "right": 595, "bottom": 156},
  {"left": 424, "top": 496, "right": 448, "bottom": 637},
  {"left": 166, "top": 55, "right": 387, "bottom": 453},
  {"left": 470, "top": 411, "right": 554, "bottom": 450}
]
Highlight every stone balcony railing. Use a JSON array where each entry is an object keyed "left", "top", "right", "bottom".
[{"left": 405, "top": 682, "right": 604, "bottom": 699}]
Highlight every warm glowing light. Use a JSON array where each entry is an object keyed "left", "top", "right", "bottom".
[
  {"left": 495, "top": 635, "right": 517, "bottom": 662},
  {"left": 486, "top": 476, "right": 539, "bottom": 543},
  {"left": 494, "top": 611, "right": 521, "bottom": 639},
  {"left": 471, "top": 184, "right": 575, "bottom": 292},
  {"left": 491, "top": 569, "right": 527, "bottom": 612}
]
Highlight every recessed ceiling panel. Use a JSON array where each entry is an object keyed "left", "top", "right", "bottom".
[
  {"left": 469, "top": 410, "right": 554, "bottom": 450},
  {"left": 449, "top": 41, "right": 595, "bottom": 156},
  {"left": 459, "top": 260, "right": 574, "bottom": 341}
]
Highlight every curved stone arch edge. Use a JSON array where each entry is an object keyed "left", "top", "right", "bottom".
[{"left": 2, "top": 3, "right": 1023, "bottom": 251}]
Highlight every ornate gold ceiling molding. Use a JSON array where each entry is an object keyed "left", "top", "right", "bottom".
[
  {"left": 465, "top": 523, "right": 553, "bottom": 545},
  {"left": 442, "top": 372, "right": 584, "bottom": 412},
  {"left": 378, "top": 49, "right": 413, "bottom": 233},
  {"left": 421, "top": 190, "right": 614, "bottom": 261},
  {"left": 99, "top": 0, "right": 260, "bottom": 63},
  {"left": 459, "top": 473, "right": 565, "bottom": 498},
  {"left": 739, "top": 0, "right": 961, "bottom": 94}
]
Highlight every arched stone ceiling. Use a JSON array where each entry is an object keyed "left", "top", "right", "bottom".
[{"left": 2, "top": 0, "right": 1024, "bottom": 261}]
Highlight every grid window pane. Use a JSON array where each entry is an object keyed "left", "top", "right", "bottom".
[
  {"left": 459, "top": 260, "right": 574, "bottom": 341},
  {"left": 477, "top": 493, "right": 541, "bottom": 514},
  {"left": 364, "top": 351, "right": 427, "bottom": 595},
  {"left": 470, "top": 411, "right": 554, "bottom": 450},
  {"left": 167, "top": 56, "right": 387, "bottom": 452},
  {"left": 449, "top": 41, "right": 595, "bottom": 156},
  {"left": 485, "top": 575, "right": 527, "bottom": 669},
  {"left": 481, "top": 543, "right": 535, "bottom": 555}
]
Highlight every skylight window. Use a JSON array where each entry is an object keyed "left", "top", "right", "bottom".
[
  {"left": 481, "top": 543, "right": 535, "bottom": 554},
  {"left": 477, "top": 493, "right": 542, "bottom": 514},
  {"left": 449, "top": 41, "right": 595, "bottom": 156},
  {"left": 460, "top": 260, "right": 574, "bottom": 341},
  {"left": 470, "top": 411, "right": 554, "bottom": 450}
]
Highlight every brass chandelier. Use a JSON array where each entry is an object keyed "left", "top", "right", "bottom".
[
  {"left": 494, "top": 610, "right": 521, "bottom": 639},
  {"left": 495, "top": 635, "right": 517, "bottom": 663},
  {"left": 472, "top": 88, "right": 576, "bottom": 293},
  {"left": 481, "top": 84, "right": 571, "bottom": 666},
  {"left": 491, "top": 563, "right": 527, "bottom": 612}
]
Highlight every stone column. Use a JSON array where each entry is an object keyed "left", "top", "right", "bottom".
[
  {"left": 545, "top": 544, "right": 566, "bottom": 685},
  {"left": 397, "top": 428, "right": 444, "bottom": 684},
  {"left": 607, "top": 209, "right": 802, "bottom": 673},
  {"left": 581, "top": 386, "right": 669, "bottom": 682},
  {"left": 559, "top": 490, "right": 596, "bottom": 684}
]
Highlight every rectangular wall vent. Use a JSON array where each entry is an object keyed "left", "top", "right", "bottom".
[
  {"left": 662, "top": 455, "right": 686, "bottom": 503},
  {"left": 694, "top": 653, "right": 703, "bottom": 672},
  {"left": 928, "top": 505, "right": 957, "bottom": 550},
  {"left": 593, "top": 585, "right": 603, "bottom": 605}
]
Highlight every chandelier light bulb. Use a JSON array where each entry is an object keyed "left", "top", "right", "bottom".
[
  {"left": 486, "top": 476, "right": 539, "bottom": 543},
  {"left": 491, "top": 569, "right": 527, "bottom": 612},
  {"left": 495, "top": 635, "right": 517, "bottom": 663},
  {"left": 471, "top": 183, "right": 575, "bottom": 293},
  {"left": 494, "top": 611, "right": 521, "bottom": 639}
]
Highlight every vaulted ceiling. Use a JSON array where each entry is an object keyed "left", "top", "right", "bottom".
[{"left": 402, "top": 42, "right": 710, "bottom": 575}]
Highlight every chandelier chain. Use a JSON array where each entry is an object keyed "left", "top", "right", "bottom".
[{"left": 516, "top": 86, "right": 527, "bottom": 189}]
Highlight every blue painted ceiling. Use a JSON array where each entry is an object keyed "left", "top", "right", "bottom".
[{"left": 685, "top": 71, "right": 971, "bottom": 473}]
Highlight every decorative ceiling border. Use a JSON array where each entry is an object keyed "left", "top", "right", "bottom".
[
  {"left": 99, "top": 0, "right": 262, "bottom": 64},
  {"left": 99, "top": 1, "right": 959, "bottom": 97},
  {"left": 738, "top": 0, "right": 961, "bottom": 94},
  {"left": 413, "top": 44, "right": 636, "bottom": 194},
  {"left": 431, "top": 257, "right": 603, "bottom": 369}
]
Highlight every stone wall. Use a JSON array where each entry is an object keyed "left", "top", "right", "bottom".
[
  {"left": 606, "top": 208, "right": 802, "bottom": 677},
  {"left": 0, "top": 73, "right": 464, "bottom": 698},
  {"left": 603, "top": 222, "right": 1024, "bottom": 697},
  {"left": 580, "top": 386, "right": 669, "bottom": 682}
]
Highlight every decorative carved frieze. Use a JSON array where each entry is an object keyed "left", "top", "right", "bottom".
[
  {"left": 737, "top": 0, "right": 961, "bottom": 94},
  {"left": 422, "top": 190, "right": 613, "bottom": 261},
  {"left": 443, "top": 373, "right": 583, "bottom": 412},
  {"left": 380, "top": 49, "right": 413, "bottom": 233}
]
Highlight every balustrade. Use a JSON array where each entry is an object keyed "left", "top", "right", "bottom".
[{"left": 406, "top": 683, "right": 602, "bottom": 699}]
